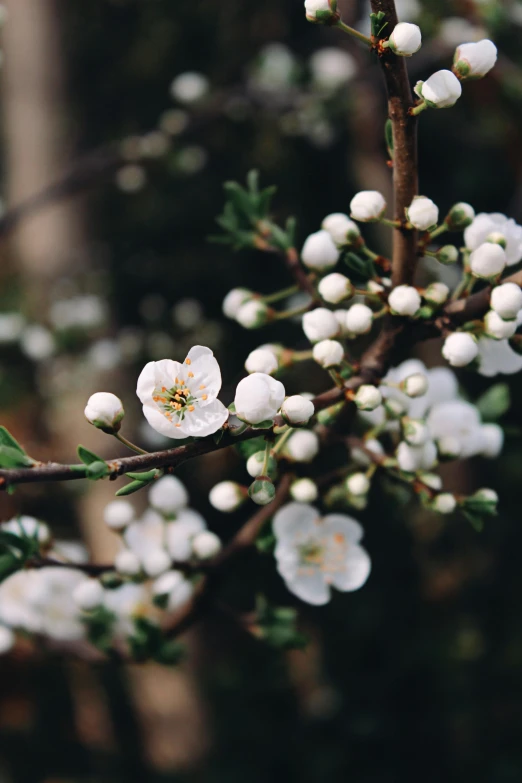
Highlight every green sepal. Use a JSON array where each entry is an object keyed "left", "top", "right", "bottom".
[
  {"left": 370, "top": 11, "right": 387, "bottom": 38},
  {"left": 251, "top": 419, "right": 274, "bottom": 430},
  {"left": 77, "top": 445, "right": 106, "bottom": 466},
  {"left": 82, "top": 606, "right": 116, "bottom": 654},
  {"left": 86, "top": 460, "right": 109, "bottom": 480}
]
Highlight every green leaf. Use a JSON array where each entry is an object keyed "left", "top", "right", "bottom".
[
  {"left": 234, "top": 436, "right": 267, "bottom": 460},
  {"left": 154, "top": 640, "right": 185, "bottom": 666},
  {"left": 125, "top": 469, "right": 161, "bottom": 482},
  {"left": 86, "top": 460, "right": 109, "bottom": 480},
  {"left": 0, "top": 446, "right": 35, "bottom": 468},
  {"left": 476, "top": 383, "right": 510, "bottom": 422},
  {"left": 462, "top": 509, "right": 485, "bottom": 532},
  {"left": 77, "top": 445, "right": 105, "bottom": 465},
  {"left": 0, "top": 426, "right": 27, "bottom": 455},
  {"left": 0, "top": 553, "right": 22, "bottom": 582},
  {"left": 116, "top": 478, "right": 153, "bottom": 496}
]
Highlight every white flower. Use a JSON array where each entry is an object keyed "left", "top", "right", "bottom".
[
  {"left": 318, "top": 273, "right": 353, "bottom": 304},
  {"left": 469, "top": 242, "right": 507, "bottom": 279},
  {"left": 402, "top": 372, "right": 429, "bottom": 398},
  {"left": 31, "top": 568, "right": 88, "bottom": 641},
  {"left": 491, "top": 283, "right": 522, "bottom": 320},
  {"left": 389, "top": 22, "right": 422, "bottom": 55},
  {"left": 149, "top": 475, "right": 188, "bottom": 515},
  {"left": 383, "top": 359, "right": 458, "bottom": 419},
  {"left": 415, "top": 69, "right": 462, "bottom": 108},
  {"left": 465, "top": 213, "right": 522, "bottom": 266},
  {"left": 454, "top": 39, "right": 497, "bottom": 78},
  {"left": 354, "top": 385, "right": 382, "bottom": 411},
  {"left": 142, "top": 549, "right": 171, "bottom": 577},
  {"left": 104, "top": 500, "right": 135, "bottom": 530},
  {"left": 137, "top": 346, "right": 229, "bottom": 439},
  {"left": 480, "top": 423, "right": 504, "bottom": 458},
  {"left": 0, "top": 626, "right": 14, "bottom": 655},
  {"left": 403, "top": 419, "right": 430, "bottom": 446},
  {"left": 284, "top": 430, "right": 320, "bottom": 462},
  {"left": 236, "top": 300, "right": 270, "bottom": 328},
  {"left": 477, "top": 336, "right": 522, "bottom": 377},
  {"left": 301, "top": 230, "right": 340, "bottom": 271},
  {"left": 446, "top": 201, "right": 475, "bottom": 229},
  {"left": 424, "top": 282, "right": 449, "bottom": 306},
  {"left": 290, "top": 478, "right": 319, "bottom": 503},
  {"left": 105, "top": 583, "right": 150, "bottom": 637},
  {"left": 406, "top": 196, "right": 439, "bottom": 230},
  {"left": 310, "top": 49, "right": 356, "bottom": 91},
  {"left": 20, "top": 325, "right": 55, "bottom": 361},
  {"left": 346, "top": 473, "right": 370, "bottom": 496},
  {"left": 84, "top": 392, "right": 124, "bottom": 433},
  {"left": 223, "top": 288, "right": 253, "bottom": 319},
  {"left": 436, "top": 245, "right": 459, "bottom": 264},
  {"left": 192, "top": 531, "right": 222, "bottom": 560},
  {"left": 114, "top": 549, "right": 142, "bottom": 576},
  {"left": 396, "top": 440, "right": 437, "bottom": 472},
  {"left": 234, "top": 372, "right": 285, "bottom": 424},
  {"left": 427, "top": 400, "right": 484, "bottom": 458},
  {"left": 2, "top": 515, "right": 50, "bottom": 545},
  {"left": 124, "top": 509, "right": 165, "bottom": 560},
  {"left": 273, "top": 503, "right": 371, "bottom": 605},
  {"left": 209, "top": 481, "right": 245, "bottom": 512},
  {"left": 0, "top": 571, "right": 43, "bottom": 632},
  {"left": 313, "top": 339, "right": 344, "bottom": 367},
  {"left": 442, "top": 332, "right": 478, "bottom": 367},
  {"left": 305, "top": 0, "right": 335, "bottom": 21},
  {"left": 281, "top": 395, "right": 315, "bottom": 426},
  {"left": 484, "top": 310, "right": 517, "bottom": 340},
  {"left": 153, "top": 570, "right": 193, "bottom": 610},
  {"left": 433, "top": 494, "right": 457, "bottom": 514},
  {"left": 388, "top": 285, "right": 421, "bottom": 316},
  {"left": 245, "top": 347, "right": 278, "bottom": 375},
  {"left": 302, "top": 308, "right": 340, "bottom": 342},
  {"left": 350, "top": 190, "right": 386, "bottom": 222},
  {"left": 170, "top": 72, "right": 209, "bottom": 104},
  {"left": 73, "top": 579, "right": 105, "bottom": 612},
  {"left": 345, "top": 303, "right": 373, "bottom": 335},
  {"left": 246, "top": 450, "right": 274, "bottom": 478},
  {"left": 166, "top": 509, "right": 206, "bottom": 560},
  {"left": 321, "top": 212, "right": 360, "bottom": 246}
]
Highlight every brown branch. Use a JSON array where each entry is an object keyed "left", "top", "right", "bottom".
[
  {"left": 444, "top": 269, "right": 522, "bottom": 324},
  {"left": 284, "top": 247, "right": 318, "bottom": 301}
]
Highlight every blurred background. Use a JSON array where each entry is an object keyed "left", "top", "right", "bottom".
[{"left": 1, "top": 0, "right": 522, "bottom": 781}]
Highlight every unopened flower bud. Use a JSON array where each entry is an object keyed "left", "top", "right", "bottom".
[
  {"left": 149, "top": 475, "right": 188, "bottom": 515},
  {"left": 419, "top": 472, "right": 442, "bottom": 491},
  {"left": 401, "top": 372, "right": 429, "bottom": 398},
  {"left": 245, "top": 347, "right": 278, "bottom": 375},
  {"left": 445, "top": 202, "right": 475, "bottom": 230},
  {"left": 209, "top": 481, "right": 246, "bottom": 512},
  {"left": 346, "top": 472, "right": 370, "bottom": 496},
  {"left": 433, "top": 493, "right": 457, "bottom": 514},
  {"left": 248, "top": 477, "right": 276, "bottom": 506},
  {"left": 414, "top": 69, "right": 462, "bottom": 108},
  {"left": 246, "top": 450, "right": 277, "bottom": 478},
  {"left": 436, "top": 245, "right": 459, "bottom": 265},
  {"left": 222, "top": 287, "right": 254, "bottom": 319},
  {"left": 397, "top": 440, "right": 437, "bottom": 472},
  {"left": 281, "top": 395, "right": 315, "bottom": 426},
  {"left": 388, "top": 22, "right": 422, "bottom": 56},
  {"left": 284, "top": 430, "right": 320, "bottom": 462},
  {"left": 73, "top": 579, "right": 105, "bottom": 611},
  {"left": 442, "top": 332, "right": 478, "bottom": 367},
  {"left": 490, "top": 282, "right": 522, "bottom": 320},
  {"left": 424, "top": 282, "right": 449, "bottom": 306},
  {"left": 304, "top": 0, "right": 338, "bottom": 24},
  {"left": 313, "top": 339, "right": 344, "bottom": 368},
  {"left": 403, "top": 418, "right": 430, "bottom": 446},
  {"left": 345, "top": 303, "right": 373, "bottom": 335},
  {"left": 384, "top": 398, "right": 407, "bottom": 419},
  {"left": 114, "top": 548, "right": 142, "bottom": 576},
  {"left": 142, "top": 549, "right": 171, "bottom": 578},
  {"left": 453, "top": 39, "right": 497, "bottom": 79},
  {"left": 192, "top": 531, "right": 222, "bottom": 560},
  {"left": 318, "top": 273, "right": 354, "bottom": 304},
  {"left": 301, "top": 230, "right": 339, "bottom": 271},
  {"left": 469, "top": 242, "right": 507, "bottom": 278},
  {"left": 104, "top": 500, "right": 135, "bottom": 531},
  {"left": 302, "top": 308, "right": 340, "bottom": 342},
  {"left": 487, "top": 232, "right": 507, "bottom": 249},
  {"left": 388, "top": 285, "right": 421, "bottom": 316},
  {"left": 480, "top": 423, "right": 504, "bottom": 458},
  {"left": 350, "top": 190, "right": 386, "bottom": 222},
  {"left": 290, "top": 478, "right": 319, "bottom": 503},
  {"left": 236, "top": 300, "right": 271, "bottom": 329},
  {"left": 321, "top": 213, "right": 360, "bottom": 247},
  {"left": 354, "top": 384, "right": 382, "bottom": 411},
  {"left": 437, "top": 435, "right": 462, "bottom": 460},
  {"left": 84, "top": 392, "right": 124, "bottom": 433},
  {"left": 234, "top": 373, "right": 285, "bottom": 424},
  {"left": 483, "top": 310, "right": 517, "bottom": 340},
  {"left": 406, "top": 196, "right": 439, "bottom": 231}
]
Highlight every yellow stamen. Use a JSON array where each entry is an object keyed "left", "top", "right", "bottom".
[
  {"left": 185, "top": 358, "right": 192, "bottom": 365},
  {"left": 188, "top": 371, "right": 194, "bottom": 378},
  {"left": 202, "top": 394, "right": 208, "bottom": 401},
  {"left": 199, "top": 384, "right": 205, "bottom": 390},
  {"left": 175, "top": 423, "right": 181, "bottom": 428},
  {"left": 188, "top": 405, "right": 195, "bottom": 412}
]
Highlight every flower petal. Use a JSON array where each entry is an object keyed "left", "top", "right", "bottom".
[
  {"left": 328, "top": 543, "right": 371, "bottom": 592},
  {"left": 284, "top": 570, "right": 331, "bottom": 606},
  {"left": 176, "top": 399, "right": 229, "bottom": 438},
  {"left": 272, "top": 502, "right": 318, "bottom": 540},
  {"left": 137, "top": 359, "right": 183, "bottom": 402},
  {"left": 141, "top": 401, "right": 188, "bottom": 438},
  {"left": 322, "top": 514, "right": 364, "bottom": 543}
]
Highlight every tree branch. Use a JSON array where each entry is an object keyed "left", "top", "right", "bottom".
[{"left": 444, "top": 268, "right": 522, "bottom": 324}]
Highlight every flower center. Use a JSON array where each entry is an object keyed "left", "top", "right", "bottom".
[{"left": 153, "top": 378, "right": 197, "bottom": 422}]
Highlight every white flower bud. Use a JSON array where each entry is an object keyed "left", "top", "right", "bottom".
[
  {"left": 234, "top": 372, "right": 285, "bottom": 424},
  {"left": 246, "top": 450, "right": 277, "bottom": 478},
  {"left": 104, "top": 500, "right": 135, "bottom": 531},
  {"left": 436, "top": 245, "right": 459, "bottom": 265},
  {"left": 152, "top": 569, "right": 183, "bottom": 599},
  {"left": 209, "top": 481, "right": 246, "bottom": 512},
  {"left": 487, "top": 232, "right": 507, "bottom": 248},
  {"left": 469, "top": 242, "right": 507, "bottom": 278},
  {"left": 350, "top": 190, "right": 386, "bottom": 222},
  {"left": 142, "top": 548, "right": 171, "bottom": 578},
  {"left": 149, "top": 475, "right": 188, "bottom": 516},
  {"left": 401, "top": 372, "right": 429, "bottom": 398},
  {"left": 397, "top": 440, "right": 437, "bottom": 472},
  {"left": 304, "top": 0, "right": 337, "bottom": 23},
  {"left": 388, "top": 285, "right": 421, "bottom": 316},
  {"left": 490, "top": 282, "right": 522, "bottom": 320},
  {"left": 406, "top": 196, "right": 439, "bottom": 230},
  {"left": 301, "top": 230, "right": 340, "bottom": 271},
  {"left": 192, "top": 531, "right": 222, "bottom": 560},
  {"left": 0, "top": 626, "right": 14, "bottom": 656},
  {"left": 345, "top": 303, "right": 373, "bottom": 335},
  {"left": 312, "top": 339, "right": 344, "bottom": 367},
  {"left": 290, "top": 478, "right": 319, "bottom": 503},
  {"left": 114, "top": 549, "right": 142, "bottom": 576},
  {"left": 236, "top": 300, "right": 271, "bottom": 329},
  {"left": 152, "top": 570, "right": 193, "bottom": 610},
  {"left": 424, "top": 282, "right": 449, "bottom": 306},
  {"left": 321, "top": 213, "right": 360, "bottom": 247},
  {"left": 437, "top": 435, "right": 462, "bottom": 459},
  {"left": 223, "top": 288, "right": 254, "bottom": 319},
  {"left": 281, "top": 395, "right": 315, "bottom": 426},
  {"left": 84, "top": 392, "right": 124, "bottom": 433},
  {"left": 433, "top": 493, "right": 457, "bottom": 514},
  {"left": 403, "top": 418, "right": 430, "bottom": 446},
  {"left": 245, "top": 347, "right": 278, "bottom": 375},
  {"left": 351, "top": 438, "right": 384, "bottom": 467},
  {"left": 483, "top": 310, "right": 517, "bottom": 340},
  {"left": 302, "top": 308, "right": 340, "bottom": 342},
  {"left": 419, "top": 473, "right": 443, "bottom": 491},
  {"left": 384, "top": 398, "right": 407, "bottom": 419},
  {"left": 480, "top": 423, "right": 504, "bottom": 458},
  {"left": 284, "top": 430, "right": 320, "bottom": 462},
  {"left": 73, "top": 579, "right": 105, "bottom": 611},
  {"left": 474, "top": 488, "right": 498, "bottom": 503},
  {"left": 454, "top": 39, "right": 497, "bottom": 79},
  {"left": 346, "top": 472, "right": 370, "bottom": 496},
  {"left": 318, "top": 273, "right": 354, "bottom": 304},
  {"left": 446, "top": 202, "right": 475, "bottom": 229},
  {"left": 170, "top": 72, "right": 209, "bottom": 104},
  {"left": 248, "top": 478, "right": 276, "bottom": 506},
  {"left": 354, "top": 385, "right": 382, "bottom": 411},
  {"left": 368, "top": 280, "right": 385, "bottom": 294},
  {"left": 442, "top": 332, "right": 479, "bottom": 367},
  {"left": 415, "top": 69, "right": 462, "bottom": 108},
  {"left": 388, "top": 22, "right": 422, "bottom": 56}
]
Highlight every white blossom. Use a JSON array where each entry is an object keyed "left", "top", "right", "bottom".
[
  {"left": 484, "top": 310, "right": 517, "bottom": 340},
  {"left": 84, "top": 392, "right": 124, "bottom": 433},
  {"left": 281, "top": 395, "right": 315, "bottom": 426},
  {"left": 137, "top": 346, "right": 229, "bottom": 439},
  {"left": 192, "top": 531, "right": 222, "bottom": 560},
  {"left": 234, "top": 372, "right": 285, "bottom": 424},
  {"left": 350, "top": 438, "right": 384, "bottom": 467},
  {"left": 305, "top": 0, "right": 335, "bottom": 21},
  {"left": 149, "top": 475, "right": 188, "bottom": 515},
  {"left": 424, "top": 282, "right": 449, "bottom": 305},
  {"left": 415, "top": 69, "right": 462, "bottom": 108},
  {"left": 302, "top": 308, "right": 340, "bottom": 342},
  {"left": 389, "top": 22, "right": 422, "bottom": 56},
  {"left": 153, "top": 571, "right": 194, "bottom": 611},
  {"left": 30, "top": 568, "right": 88, "bottom": 642},
  {"left": 354, "top": 385, "right": 382, "bottom": 411},
  {"left": 433, "top": 494, "right": 457, "bottom": 514},
  {"left": 446, "top": 202, "right": 475, "bottom": 229},
  {"left": 236, "top": 300, "right": 270, "bottom": 328},
  {"left": 477, "top": 336, "right": 522, "bottom": 377},
  {"left": 480, "top": 423, "right": 504, "bottom": 458},
  {"left": 469, "top": 242, "right": 507, "bottom": 278},
  {"left": 166, "top": 509, "right": 206, "bottom": 560},
  {"left": 318, "top": 273, "right": 353, "bottom": 304},
  {"left": 290, "top": 478, "right": 319, "bottom": 503},
  {"left": 406, "top": 196, "right": 439, "bottom": 230},
  {"left": 20, "top": 325, "right": 55, "bottom": 361},
  {"left": 249, "top": 478, "right": 276, "bottom": 505},
  {"left": 490, "top": 283, "right": 522, "bottom": 320},
  {"left": 346, "top": 473, "right": 370, "bottom": 496},
  {"left": 209, "top": 481, "right": 245, "bottom": 512},
  {"left": 396, "top": 440, "right": 437, "bottom": 472},
  {"left": 223, "top": 288, "right": 253, "bottom": 319},
  {"left": 273, "top": 503, "right": 371, "bottom": 605},
  {"left": 345, "top": 303, "right": 373, "bottom": 335},
  {"left": 454, "top": 39, "right": 497, "bottom": 78},
  {"left": 245, "top": 347, "right": 278, "bottom": 375},
  {"left": 170, "top": 72, "right": 209, "bottom": 103},
  {"left": 114, "top": 549, "right": 142, "bottom": 576},
  {"left": 0, "top": 313, "right": 25, "bottom": 344},
  {"left": 403, "top": 419, "right": 430, "bottom": 446},
  {"left": 388, "top": 285, "right": 421, "bottom": 316},
  {"left": 2, "top": 515, "right": 50, "bottom": 546},
  {"left": 313, "top": 339, "right": 344, "bottom": 367},
  {"left": 465, "top": 213, "right": 522, "bottom": 267},
  {"left": 246, "top": 451, "right": 275, "bottom": 478},
  {"left": 402, "top": 372, "right": 429, "bottom": 398},
  {"left": 350, "top": 190, "right": 386, "bottom": 222},
  {"left": 105, "top": 583, "right": 151, "bottom": 637},
  {"left": 427, "top": 400, "right": 484, "bottom": 458},
  {"left": 104, "top": 500, "right": 135, "bottom": 531},
  {"left": 321, "top": 212, "right": 360, "bottom": 246},
  {"left": 0, "top": 571, "right": 43, "bottom": 633},
  {"left": 142, "top": 549, "right": 171, "bottom": 578},
  {"left": 301, "top": 230, "right": 340, "bottom": 271},
  {"left": 73, "top": 579, "right": 105, "bottom": 612},
  {"left": 284, "top": 430, "right": 320, "bottom": 462},
  {"left": 442, "top": 332, "right": 478, "bottom": 367}
]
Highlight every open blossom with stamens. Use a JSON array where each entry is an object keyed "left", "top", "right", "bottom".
[
  {"left": 273, "top": 502, "right": 371, "bottom": 605},
  {"left": 136, "top": 345, "right": 229, "bottom": 439}
]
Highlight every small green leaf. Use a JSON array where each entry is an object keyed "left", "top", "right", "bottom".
[
  {"left": 86, "top": 460, "right": 109, "bottom": 480},
  {"left": 0, "top": 426, "right": 27, "bottom": 455},
  {"left": 0, "top": 446, "right": 35, "bottom": 469},
  {"left": 476, "top": 383, "right": 510, "bottom": 422},
  {"left": 116, "top": 478, "right": 153, "bottom": 496},
  {"left": 125, "top": 469, "right": 161, "bottom": 482},
  {"left": 78, "top": 445, "right": 105, "bottom": 465}
]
